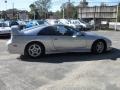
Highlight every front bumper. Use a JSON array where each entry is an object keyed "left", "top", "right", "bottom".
[{"left": 106, "top": 39, "right": 112, "bottom": 51}]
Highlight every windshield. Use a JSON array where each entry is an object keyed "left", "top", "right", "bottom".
[
  {"left": 0, "top": 23, "right": 8, "bottom": 27},
  {"left": 70, "top": 20, "right": 80, "bottom": 24},
  {"left": 79, "top": 19, "right": 88, "bottom": 24}
]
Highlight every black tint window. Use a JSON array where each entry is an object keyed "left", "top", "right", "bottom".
[
  {"left": 38, "top": 21, "right": 44, "bottom": 25},
  {"left": 0, "top": 23, "right": 3, "bottom": 27},
  {"left": 38, "top": 26, "right": 61, "bottom": 35},
  {"left": 0, "top": 23, "right": 8, "bottom": 27},
  {"left": 10, "top": 21, "right": 19, "bottom": 26}
]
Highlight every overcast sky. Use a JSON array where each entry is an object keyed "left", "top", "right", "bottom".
[{"left": 0, "top": 0, "right": 119, "bottom": 11}]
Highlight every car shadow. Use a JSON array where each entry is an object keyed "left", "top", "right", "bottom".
[{"left": 18, "top": 48, "right": 120, "bottom": 63}]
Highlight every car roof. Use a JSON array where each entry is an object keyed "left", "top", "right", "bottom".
[
  {"left": 22, "top": 24, "right": 69, "bottom": 35},
  {"left": 21, "top": 24, "right": 50, "bottom": 35}
]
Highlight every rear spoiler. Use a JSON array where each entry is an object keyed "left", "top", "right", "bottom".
[{"left": 11, "top": 25, "right": 20, "bottom": 35}]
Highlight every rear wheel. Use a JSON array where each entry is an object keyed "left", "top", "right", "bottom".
[
  {"left": 25, "top": 42, "right": 44, "bottom": 58},
  {"left": 92, "top": 40, "right": 106, "bottom": 54}
]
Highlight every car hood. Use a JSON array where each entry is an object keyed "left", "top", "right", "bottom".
[
  {"left": 83, "top": 32, "right": 111, "bottom": 45},
  {"left": 84, "top": 32, "right": 98, "bottom": 36},
  {"left": 83, "top": 32, "right": 107, "bottom": 39}
]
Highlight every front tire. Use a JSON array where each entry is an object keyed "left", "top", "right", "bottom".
[
  {"left": 25, "top": 43, "right": 44, "bottom": 58},
  {"left": 92, "top": 40, "right": 106, "bottom": 54}
]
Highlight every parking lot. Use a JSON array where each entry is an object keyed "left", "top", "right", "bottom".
[{"left": 0, "top": 31, "right": 120, "bottom": 90}]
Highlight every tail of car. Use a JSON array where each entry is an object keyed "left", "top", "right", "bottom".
[{"left": 11, "top": 25, "right": 20, "bottom": 36}]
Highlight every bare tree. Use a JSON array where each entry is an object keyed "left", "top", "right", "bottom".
[
  {"left": 60, "top": 2, "right": 77, "bottom": 19},
  {"left": 34, "top": 0, "right": 51, "bottom": 18},
  {"left": 29, "top": 4, "right": 39, "bottom": 19}
]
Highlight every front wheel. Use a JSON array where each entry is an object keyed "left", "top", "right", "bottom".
[
  {"left": 25, "top": 43, "right": 43, "bottom": 58},
  {"left": 92, "top": 40, "right": 106, "bottom": 54}
]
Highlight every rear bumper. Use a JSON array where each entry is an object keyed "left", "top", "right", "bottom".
[{"left": 7, "top": 40, "right": 24, "bottom": 55}]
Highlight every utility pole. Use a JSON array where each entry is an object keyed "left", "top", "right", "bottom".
[
  {"left": 63, "top": 8, "right": 65, "bottom": 19},
  {"left": 5, "top": 0, "right": 7, "bottom": 20},
  {"left": 12, "top": 2, "right": 14, "bottom": 20},
  {"left": 61, "top": 3, "right": 65, "bottom": 19},
  {"left": 93, "top": 6, "right": 96, "bottom": 30},
  {"left": 33, "top": 2, "right": 36, "bottom": 20},
  {"left": 5, "top": 0, "right": 7, "bottom": 10},
  {"left": 115, "top": 4, "right": 119, "bottom": 31},
  {"left": 80, "top": 6, "right": 82, "bottom": 19},
  {"left": 68, "top": 0, "right": 70, "bottom": 19}
]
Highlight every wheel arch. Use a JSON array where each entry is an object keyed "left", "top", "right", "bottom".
[
  {"left": 91, "top": 39, "right": 107, "bottom": 52},
  {"left": 24, "top": 41, "right": 45, "bottom": 55}
]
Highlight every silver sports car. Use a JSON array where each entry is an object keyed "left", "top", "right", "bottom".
[{"left": 7, "top": 25, "right": 112, "bottom": 58}]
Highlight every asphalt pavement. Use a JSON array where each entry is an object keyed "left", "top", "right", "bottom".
[{"left": 0, "top": 31, "right": 120, "bottom": 90}]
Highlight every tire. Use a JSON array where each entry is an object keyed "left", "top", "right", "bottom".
[
  {"left": 92, "top": 40, "right": 106, "bottom": 54},
  {"left": 25, "top": 42, "right": 44, "bottom": 58}
]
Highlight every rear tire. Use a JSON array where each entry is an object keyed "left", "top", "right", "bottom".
[
  {"left": 92, "top": 40, "right": 106, "bottom": 54},
  {"left": 25, "top": 42, "right": 44, "bottom": 58}
]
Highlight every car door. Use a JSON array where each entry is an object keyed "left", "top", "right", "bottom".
[
  {"left": 37, "top": 26, "right": 62, "bottom": 51},
  {"left": 53, "top": 25, "right": 86, "bottom": 51}
]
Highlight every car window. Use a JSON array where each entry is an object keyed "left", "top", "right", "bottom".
[
  {"left": 72, "top": 21, "right": 80, "bottom": 24},
  {"left": 79, "top": 19, "right": 87, "bottom": 24},
  {"left": 0, "top": 23, "right": 8, "bottom": 27},
  {"left": 57, "top": 26, "right": 67, "bottom": 35},
  {"left": 3, "top": 23, "right": 8, "bottom": 27},
  {"left": 37, "top": 20, "right": 44, "bottom": 25},
  {"left": 0, "top": 23, "right": 3, "bottom": 27},
  {"left": 38, "top": 26, "right": 62, "bottom": 36},
  {"left": 10, "top": 21, "right": 19, "bottom": 27},
  {"left": 56, "top": 26, "right": 75, "bottom": 36}
]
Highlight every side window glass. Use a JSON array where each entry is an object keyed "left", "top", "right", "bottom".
[
  {"left": 57, "top": 26, "right": 74, "bottom": 36},
  {"left": 57, "top": 26, "right": 68, "bottom": 35},
  {"left": 38, "top": 26, "right": 61, "bottom": 36}
]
